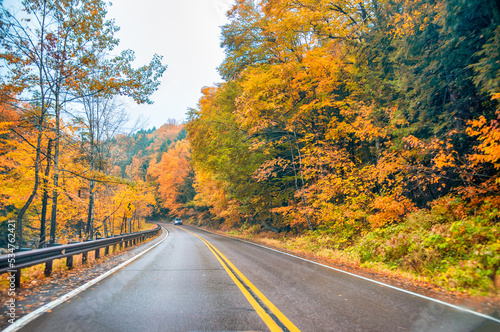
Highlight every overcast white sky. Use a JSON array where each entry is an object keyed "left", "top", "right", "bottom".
[{"left": 107, "top": 0, "right": 234, "bottom": 128}]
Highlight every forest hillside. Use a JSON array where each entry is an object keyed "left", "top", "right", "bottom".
[{"left": 182, "top": 0, "right": 500, "bottom": 295}]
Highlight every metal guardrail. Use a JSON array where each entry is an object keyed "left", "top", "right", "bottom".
[{"left": 0, "top": 225, "right": 161, "bottom": 288}]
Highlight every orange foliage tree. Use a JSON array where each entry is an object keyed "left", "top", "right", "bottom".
[{"left": 147, "top": 140, "right": 194, "bottom": 217}]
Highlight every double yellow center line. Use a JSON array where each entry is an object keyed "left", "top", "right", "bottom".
[{"left": 180, "top": 228, "right": 300, "bottom": 332}]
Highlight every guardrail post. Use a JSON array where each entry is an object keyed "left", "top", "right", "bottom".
[
  {"left": 82, "top": 251, "right": 88, "bottom": 264},
  {"left": 66, "top": 256, "right": 73, "bottom": 269},
  {"left": 95, "top": 248, "right": 100, "bottom": 260},
  {"left": 105, "top": 246, "right": 109, "bottom": 255},
  {"left": 44, "top": 260, "right": 53, "bottom": 277},
  {"left": 14, "top": 270, "right": 21, "bottom": 289}
]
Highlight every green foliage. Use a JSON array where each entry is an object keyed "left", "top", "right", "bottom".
[
  {"left": 187, "top": 83, "right": 284, "bottom": 227},
  {"left": 114, "top": 125, "right": 184, "bottom": 180},
  {"left": 176, "top": 129, "right": 187, "bottom": 141}
]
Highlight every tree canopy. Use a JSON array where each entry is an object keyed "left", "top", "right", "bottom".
[
  {"left": 187, "top": 0, "right": 500, "bottom": 234},
  {"left": 0, "top": 0, "right": 167, "bottom": 246}
]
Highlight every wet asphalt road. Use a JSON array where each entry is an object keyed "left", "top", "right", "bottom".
[{"left": 19, "top": 223, "right": 500, "bottom": 332}]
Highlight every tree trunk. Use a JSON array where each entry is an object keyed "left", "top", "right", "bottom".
[
  {"left": 103, "top": 217, "right": 108, "bottom": 238},
  {"left": 49, "top": 100, "right": 61, "bottom": 245},
  {"left": 121, "top": 214, "right": 126, "bottom": 234},
  {"left": 288, "top": 130, "right": 313, "bottom": 231},
  {"left": 86, "top": 180, "right": 96, "bottom": 239},
  {"left": 16, "top": 0, "right": 49, "bottom": 249},
  {"left": 78, "top": 220, "right": 83, "bottom": 240},
  {"left": 16, "top": 129, "right": 42, "bottom": 249},
  {"left": 39, "top": 139, "right": 52, "bottom": 248}
]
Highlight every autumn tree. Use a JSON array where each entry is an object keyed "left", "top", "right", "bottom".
[
  {"left": 187, "top": 84, "right": 280, "bottom": 228},
  {"left": 147, "top": 140, "right": 194, "bottom": 217},
  {"left": 1, "top": 0, "right": 54, "bottom": 247},
  {"left": 186, "top": 0, "right": 500, "bottom": 238},
  {"left": 1, "top": 0, "right": 166, "bottom": 245},
  {"left": 76, "top": 96, "right": 128, "bottom": 239}
]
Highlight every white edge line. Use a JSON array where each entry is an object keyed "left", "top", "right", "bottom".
[
  {"left": 193, "top": 226, "right": 500, "bottom": 324},
  {"left": 2, "top": 227, "right": 169, "bottom": 332}
]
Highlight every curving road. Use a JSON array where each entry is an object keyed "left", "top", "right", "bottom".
[{"left": 17, "top": 223, "right": 500, "bottom": 332}]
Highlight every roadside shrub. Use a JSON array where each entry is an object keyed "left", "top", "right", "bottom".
[{"left": 350, "top": 199, "right": 500, "bottom": 293}]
